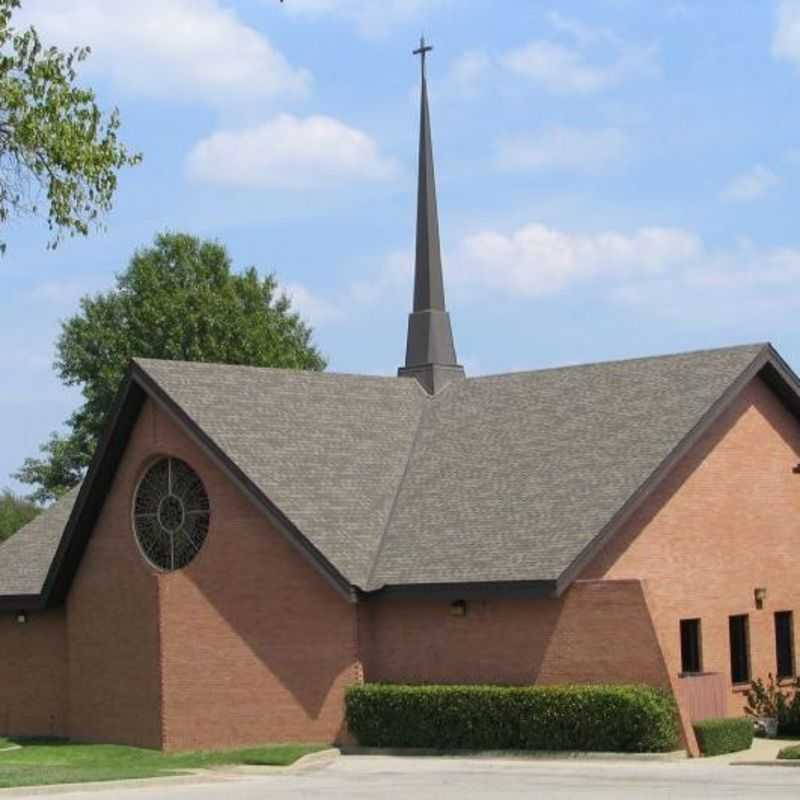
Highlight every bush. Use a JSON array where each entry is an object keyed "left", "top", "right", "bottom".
[
  {"left": 345, "top": 683, "right": 681, "bottom": 753},
  {"left": 692, "top": 718, "right": 753, "bottom": 756},
  {"left": 777, "top": 681, "right": 800, "bottom": 736},
  {"left": 778, "top": 744, "right": 800, "bottom": 760}
]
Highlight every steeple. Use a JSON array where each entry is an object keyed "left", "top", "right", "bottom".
[{"left": 398, "top": 37, "right": 465, "bottom": 395}]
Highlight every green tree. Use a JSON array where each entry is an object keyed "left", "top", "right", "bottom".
[
  {"left": 0, "top": 488, "right": 40, "bottom": 542},
  {"left": 0, "top": 0, "right": 139, "bottom": 251},
  {"left": 16, "top": 232, "right": 326, "bottom": 502}
]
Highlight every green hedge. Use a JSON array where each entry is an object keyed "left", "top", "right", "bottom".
[
  {"left": 346, "top": 683, "right": 681, "bottom": 753},
  {"left": 692, "top": 718, "right": 753, "bottom": 756},
  {"left": 778, "top": 744, "right": 800, "bottom": 760}
]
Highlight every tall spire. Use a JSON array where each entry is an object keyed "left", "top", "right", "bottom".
[{"left": 398, "top": 37, "right": 465, "bottom": 395}]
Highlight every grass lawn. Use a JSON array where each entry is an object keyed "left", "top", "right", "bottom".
[
  {"left": 778, "top": 743, "right": 800, "bottom": 759},
  {"left": 0, "top": 738, "right": 325, "bottom": 788}
]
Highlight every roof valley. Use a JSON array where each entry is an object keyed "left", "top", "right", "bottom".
[{"left": 363, "top": 392, "right": 434, "bottom": 591}]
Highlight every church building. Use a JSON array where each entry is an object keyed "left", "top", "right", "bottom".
[{"left": 1, "top": 44, "right": 799, "bottom": 757}]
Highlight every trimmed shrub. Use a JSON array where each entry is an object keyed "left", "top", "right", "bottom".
[
  {"left": 778, "top": 744, "right": 800, "bottom": 760},
  {"left": 692, "top": 718, "right": 753, "bottom": 756},
  {"left": 345, "top": 683, "right": 681, "bottom": 753}
]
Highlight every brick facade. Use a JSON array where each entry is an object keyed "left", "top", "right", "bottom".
[
  {"left": 583, "top": 376, "right": 800, "bottom": 716},
  {"left": 1, "top": 373, "right": 798, "bottom": 752},
  {"left": 147, "top": 402, "right": 359, "bottom": 751},
  {"left": 0, "top": 609, "right": 67, "bottom": 738}
]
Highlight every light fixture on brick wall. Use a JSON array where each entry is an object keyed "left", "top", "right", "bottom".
[
  {"left": 755, "top": 587, "right": 767, "bottom": 610},
  {"left": 450, "top": 599, "right": 467, "bottom": 617},
  {"left": 15, "top": 611, "right": 27, "bottom": 625}
]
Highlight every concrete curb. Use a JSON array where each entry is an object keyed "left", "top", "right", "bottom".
[
  {"left": 218, "top": 747, "right": 340, "bottom": 775},
  {"left": 339, "top": 746, "right": 687, "bottom": 762},
  {"left": 289, "top": 747, "right": 340, "bottom": 771},
  {"left": 733, "top": 760, "right": 800, "bottom": 767}
]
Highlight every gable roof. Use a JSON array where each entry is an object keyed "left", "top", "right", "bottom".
[
  {"left": 135, "top": 360, "right": 427, "bottom": 588},
  {"left": 2, "top": 342, "right": 797, "bottom": 608},
  {"left": 369, "top": 343, "right": 772, "bottom": 590}
]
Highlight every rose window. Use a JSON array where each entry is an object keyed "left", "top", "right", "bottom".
[{"left": 132, "top": 457, "right": 210, "bottom": 571}]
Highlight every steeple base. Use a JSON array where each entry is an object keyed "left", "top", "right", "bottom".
[
  {"left": 404, "top": 309, "right": 458, "bottom": 367},
  {"left": 398, "top": 363, "right": 465, "bottom": 395}
]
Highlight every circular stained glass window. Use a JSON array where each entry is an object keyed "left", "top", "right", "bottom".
[{"left": 132, "top": 457, "right": 210, "bottom": 571}]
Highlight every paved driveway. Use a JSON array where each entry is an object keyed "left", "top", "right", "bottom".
[{"left": 3, "top": 755, "right": 799, "bottom": 800}]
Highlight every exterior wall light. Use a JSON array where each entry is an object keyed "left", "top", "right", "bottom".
[
  {"left": 16, "top": 611, "right": 27, "bottom": 625},
  {"left": 755, "top": 588, "right": 767, "bottom": 610},
  {"left": 450, "top": 599, "right": 467, "bottom": 617}
]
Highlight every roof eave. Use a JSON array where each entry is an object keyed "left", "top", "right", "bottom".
[
  {"left": 361, "top": 579, "right": 558, "bottom": 601},
  {"left": 0, "top": 594, "right": 46, "bottom": 612}
]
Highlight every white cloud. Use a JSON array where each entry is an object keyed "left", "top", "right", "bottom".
[
  {"left": 280, "top": 0, "right": 446, "bottom": 38},
  {"left": 501, "top": 14, "right": 657, "bottom": 94},
  {"left": 453, "top": 221, "right": 800, "bottom": 321},
  {"left": 270, "top": 220, "right": 800, "bottom": 330},
  {"left": 546, "top": 12, "right": 619, "bottom": 47},
  {"left": 721, "top": 165, "right": 781, "bottom": 202},
  {"left": 447, "top": 50, "right": 491, "bottom": 96},
  {"left": 774, "top": 0, "right": 800, "bottom": 67},
  {"left": 497, "top": 127, "right": 628, "bottom": 172},
  {"left": 281, "top": 282, "right": 344, "bottom": 326},
  {"left": 20, "top": 0, "right": 310, "bottom": 104},
  {"left": 278, "top": 250, "right": 411, "bottom": 329},
  {"left": 186, "top": 114, "right": 399, "bottom": 189},
  {"left": 459, "top": 224, "right": 700, "bottom": 297}
]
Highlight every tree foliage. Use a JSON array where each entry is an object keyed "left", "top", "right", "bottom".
[
  {"left": 0, "top": 488, "right": 39, "bottom": 542},
  {"left": 0, "top": 0, "right": 139, "bottom": 251},
  {"left": 16, "top": 232, "right": 326, "bottom": 502}
]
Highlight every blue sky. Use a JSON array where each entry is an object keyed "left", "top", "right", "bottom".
[{"left": 3, "top": 0, "right": 800, "bottom": 492}]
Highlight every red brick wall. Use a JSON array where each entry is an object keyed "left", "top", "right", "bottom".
[
  {"left": 583, "top": 376, "right": 800, "bottom": 715},
  {"left": 145, "top": 401, "right": 359, "bottom": 751},
  {"left": 362, "top": 581, "right": 671, "bottom": 688},
  {"left": 66, "top": 399, "right": 360, "bottom": 750},
  {"left": 66, "top": 402, "right": 164, "bottom": 748},
  {"left": 0, "top": 609, "right": 67, "bottom": 738}
]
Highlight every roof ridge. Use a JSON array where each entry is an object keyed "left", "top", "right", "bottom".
[
  {"left": 363, "top": 394, "right": 432, "bottom": 591},
  {"left": 466, "top": 342, "right": 769, "bottom": 383},
  {"left": 133, "top": 358, "right": 410, "bottom": 384}
]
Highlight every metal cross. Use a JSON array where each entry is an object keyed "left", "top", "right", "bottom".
[{"left": 413, "top": 36, "right": 433, "bottom": 78}]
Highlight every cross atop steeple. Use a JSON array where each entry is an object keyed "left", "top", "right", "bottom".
[
  {"left": 398, "top": 37, "right": 465, "bottom": 395},
  {"left": 413, "top": 36, "right": 433, "bottom": 79}
]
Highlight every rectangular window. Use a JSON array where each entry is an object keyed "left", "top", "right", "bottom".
[
  {"left": 775, "top": 611, "right": 795, "bottom": 678},
  {"left": 680, "top": 618, "right": 703, "bottom": 674},
  {"left": 729, "top": 614, "right": 750, "bottom": 684}
]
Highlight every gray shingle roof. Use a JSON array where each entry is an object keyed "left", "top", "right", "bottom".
[
  {"left": 0, "top": 343, "right": 772, "bottom": 598},
  {"left": 369, "top": 343, "right": 766, "bottom": 587},
  {"left": 136, "top": 361, "right": 427, "bottom": 587},
  {"left": 0, "top": 487, "right": 80, "bottom": 596}
]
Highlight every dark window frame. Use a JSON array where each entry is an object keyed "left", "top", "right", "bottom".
[
  {"left": 775, "top": 611, "right": 796, "bottom": 679},
  {"left": 729, "top": 614, "right": 751, "bottom": 685},
  {"left": 679, "top": 618, "right": 703, "bottom": 674}
]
